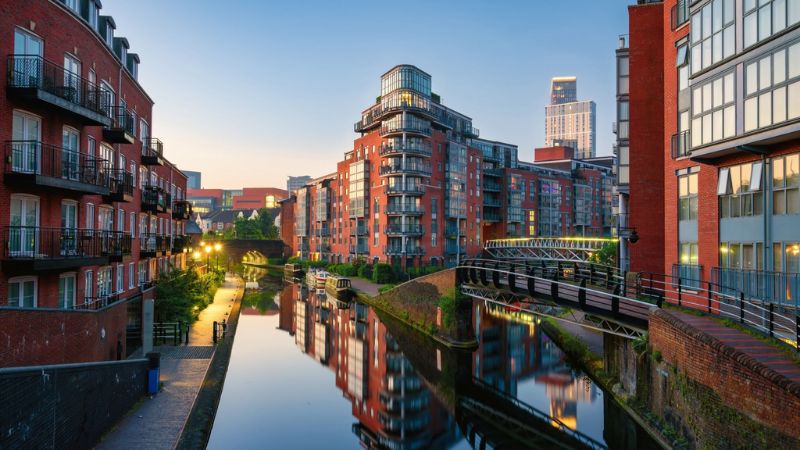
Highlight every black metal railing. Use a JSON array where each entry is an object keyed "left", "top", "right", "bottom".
[
  {"left": 386, "top": 203, "right": 424, "bottom": 215},
  {"left": 140, "top": 234, "right": 169, "bottom": 254},
  {"left": 172, "top": 200, "right": 192, "bottom": 220},
  {"left": 350, "top": 225, "right": 368, "bottom": 236},
  {"left": 483, "top": 197, "right": 502, "bottom": 207},
  {"left": 385, "top": 246, "right": 425, "bottom": 256},
  {"left": 172, "top": 235, "right": 190, "bottom": 252},
  {"left": 6, "top": 55, "right": 110, "bottom": 115},
  {"left": 79, "top": 294, "right": 121, "bottom": 311},
  {"left": 1, "top": 226, "right": 104, "bottom": 260},
  {"left": 107, "top": 169, "right": 134, "bottom": 198},
  {"left": 99, "top": 231, "right": 132, "bottom": 258},
  {"left": 445, "top": 225, "right": 464, "bottom": 237},
  {"left": 386, "top": 224, "right": 424, "bottom": 235},
  {"left": 104, "top": 106, "right": 135, "bottom": 135},
  {"left": 483, "top": 181, "right": 502, "bottom": 192},
  {"left": 349, "top": 244, "right": 369, "bottom": 254},
  {"left": 142, "top": 185, "right": 171, "bottom": 212},
  {"left": 711, "top": 267, "right": 800, "bottom": 308},
  {"left": 483, "top": 212, "right": 501, "bottom": 222},
  {"left": 386, "top": 185, "right": 425, "bottom": 195},
  {"left": 4, "top": 140, "right": 110, "bottom": 188},
  {"left": 670, "top": 130, "right": 691, "bottom": 159},
  {"left": 142, "top": 138, "right": 164, "bottom": 164},
  {"left": 380, "top": 163, "right": 432, "bottom": 177}
]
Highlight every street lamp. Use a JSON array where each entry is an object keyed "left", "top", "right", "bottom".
[
  {"left": 214, "top": 243, "right": 223, "bottom": 270},
  {"left": 205, "top": 244, "right": 212, "bottom": 270}
]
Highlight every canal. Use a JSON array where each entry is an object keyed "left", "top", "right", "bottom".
[{"left": 207, "top": 271, "right": 659, "bottom": 449}]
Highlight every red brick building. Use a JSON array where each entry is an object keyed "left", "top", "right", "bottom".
[
  {"left": 626, "top": 0, "right": 800, "bottom": 303},
  {"left": 0, "top": 0, "right": 191, "bottom": 367}
]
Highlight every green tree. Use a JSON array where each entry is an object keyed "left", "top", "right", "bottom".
[
  {"left": 588, "top": 242, "right": 618, "bottom": 267},
  {"left": 257, "top": 208, "right": 279, "bottom": 239},
  {"left": 233, "top": 217, "right": 265, "bottom": 239}
]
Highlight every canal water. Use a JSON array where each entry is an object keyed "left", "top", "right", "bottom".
[{"left": 207, "top": 271, "right": 659, "bottom": 450}]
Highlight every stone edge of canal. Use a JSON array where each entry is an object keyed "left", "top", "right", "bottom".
[{"left": 176, "top": 276, "right": 245, "bottom": 450}]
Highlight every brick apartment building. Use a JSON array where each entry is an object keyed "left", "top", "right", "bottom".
[
  {"left": 625, "top": 0, "right": 800, "bottom": 302},
  {"left": 187, "top": 186, "right": 288, "bottom": 213},
  {"left": 282, "top": 65, "right": 616, "bottom": 268},
  {"left": 0, "top": 0, "right": 192, "bottom": 367}
]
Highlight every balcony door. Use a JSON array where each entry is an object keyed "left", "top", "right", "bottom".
[
  {"left": 11, "top": 111, "right": 41, "bottom": 174},
  {"left": 98, "top": 207, "right": 113, "bottom": 254},
  {"left": 10, "top": 195, "right": 39, "bottom": 257},
  {"left": 12, "top": 29, "right": 42, "bottom": 87},
  {"left": 8, "top": 277, "right": 37, "bottom": 308},
  {"left": 61, "top": 201, "right": 78, "bottom": 256},
  {"left": 59, "top": 274, "right": 76, "bottom": 309},
  {"left": 63, "top": 54, "right": 81, "bottom": 102},
  {"left": 62, "top": 127, "right": 80, "bottom": 180}
]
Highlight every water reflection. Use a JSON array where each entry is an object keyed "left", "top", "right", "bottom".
[{"left": 209, "top": 278, "right": 658, "bottom": 450}]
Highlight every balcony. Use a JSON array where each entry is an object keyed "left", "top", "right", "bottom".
[
  {"left": 3, "top": 141, "right": 110, "bottom": 195},
  {"left": 0, "top": 226, "right": 107, "bottom": 272},
  {"left": 671, "top": 130, "right": 691, "bottom": 159},
  {"left": 386, "top": 184, "right": 425, "bottom": 196},
  {"left": 172, "top": 200, "right": 192, "bottom": 220},
  {"left": 350, "top": 225, "right": 368, "bottom": 236},
  {"left": 349, "top": 243, "right": 369, "bottom": 254},
  {"left": 483, "top": 211, "right": 501, "bottom": 222},
  {"left": 711, "top": 267, "right": 800, "bottom": 307},
  {"left": 100, "top": 231, "right": 132, "bottom": 262},
  {"left": 380, "top": 122, "right": 432, "bottom": 137},
  {"left": 385, "top": 224, "right": 423, "bottom": 236},
  {"left": 140, "top": 234, "right": 168, "bottom": 257},
  {"left": 445, "top": 243, "right": 466, "bottom": 255},
  {"left": 483, "top": 197, "right": 502, "bottom": 207},
  {"left": 379, "top": 163, "right": 432, "bottom": 177},
  {"left": 104, "top": 169, "right": 134, "bottom": 203},
  {"left": 482, "top": 180, "right": 502, "bottom": 192},
  {"left": 141, "top": 138, "right": 164, "bottom": 166},
  {"left": 142, "top": 185, "right": 171, "bottom": 214},
  {"left": 445, "top": 225, "right": 464, "bottom": 238},
  {"left": 6, "top": 55, "right": 111, "bottom": 127},
  {"left": 102, "top": 106, "right": 136, "bottom": 144},
  {"left": 385, "top": 203, "right": 424, "bottom": 215},
  {"left": 379, "top": 143, "right": 432, "bottom": 158},
  {"left": 384, "top": 245, "right": 425, "bottom": 256},
  {"left": 172, "top": 235, "right": 191, "bottom": 253}
]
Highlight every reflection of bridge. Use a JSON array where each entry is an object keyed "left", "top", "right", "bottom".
[{"left": 484, "top": 238, "right": 618, "bottom": 262}]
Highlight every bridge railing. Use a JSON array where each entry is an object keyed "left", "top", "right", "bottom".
[{"left": 637, "top": 272, "right": 798, "bottom": 348}]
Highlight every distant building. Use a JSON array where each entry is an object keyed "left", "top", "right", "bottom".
[
  {"left": 188, "top": 187, "right": 288, "bottom": 213},
  {"left": 232, "top": 187, "right": 289, "bottom": 209},
  {"left": 545, "top": 77, "right": 596, "bottom": 160},
  {"left": 287, "top": 176, "right": 311, "bottom": 193},
  {"left": 185, "top": 170, "right": 202, "bottom": 189}
]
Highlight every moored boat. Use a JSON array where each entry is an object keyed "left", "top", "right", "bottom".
[
  {"left": 324, "top": 276, "right": 352, "bottom": 300},
  {"left": 284, "top": 263, "right": 303, "bottom": 280}
]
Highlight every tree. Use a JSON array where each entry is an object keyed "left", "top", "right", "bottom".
[
  {"left": 588, "top": 242, "right": 618, "bottom": 267},
  {"left": 257, "top": 208, "right": 279, "bottom": 239},
  {"left": 233, "top": 217, "right": 264, "bottom": 240}
]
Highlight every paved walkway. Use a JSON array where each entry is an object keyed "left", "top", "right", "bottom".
[
  {"left": 349, "top": 277, "right": 382, "bottom": 297},
  {"left": 672, "top": 311, "right": 800, "bottom": 383},
  {"left": 97, "top": 274, "right": 244, "bottom": 450}
]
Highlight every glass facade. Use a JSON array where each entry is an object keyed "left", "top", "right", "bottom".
[
  {"left": 690, "top": 0, "right": 735, "bottom": 74},
  {"left": 718, "top": 161, "right": 764, "bottom": 217},
  {"left": 744, "top": 0, "right": 800, "bottom": 49},
  {"left": 744, "top": 40, "right": 800, "bottom": 132},
  {"left": 381, "top": 66, "right": 431, "bottom": 97},
  {"left": 538, "top": 180, "right": 562, "bottom": 237},
  {"left": 348, "top": 161, "right": 369, "bottom": 218},
  {"left": 691, "top": 71, "right": 735, "bottom": 146}
]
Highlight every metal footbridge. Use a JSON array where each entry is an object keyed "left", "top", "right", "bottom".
[{"left": 484, "top": 237, "right": 618, "bottom": 262}]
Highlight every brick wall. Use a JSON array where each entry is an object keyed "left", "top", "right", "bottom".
[
  {"left": 649, "top": 309, "right": 800, "bottom": 431},
  {"left": 0, "top": 358, "right": 148, "bottom": 449}
]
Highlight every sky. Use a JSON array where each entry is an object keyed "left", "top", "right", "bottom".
[{"left": 100, "top": 0, "right": 632, "bottom": 189}]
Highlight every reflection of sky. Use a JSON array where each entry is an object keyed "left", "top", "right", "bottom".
[{"left": 208, "top": 314, "right": 355, "bottom": 450}]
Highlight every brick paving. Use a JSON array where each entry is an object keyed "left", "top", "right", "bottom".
[
  {"left": 97, "top": 274, "right": 244, "bottom": 450},
  {"left": 349, "top": 277, "right": 382, "bottom": 297},
  {"left": 672, "top": 310, "right": 800, "bottom": 383}
]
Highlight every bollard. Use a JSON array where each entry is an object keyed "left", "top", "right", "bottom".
[
  {"left": 739, "top": 292, "right": 745, "bottom": 324},
  {"left": 768, "top": 303, "right": 775, "bottom": 337},
  {"left": 146, "top": 352, "right": 160, "bottom": 395},
  {"left": 213, "top": 321, "right": 218, "bottom": 344}
]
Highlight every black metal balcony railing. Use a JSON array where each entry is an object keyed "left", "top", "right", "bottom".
[
  {"left": 78, "top": 294, "right": 121, "bottom": 311},
  {"left": 105, "top": 169, "right": 134, "bottom": 202},
  {"left": 100, "top": 231, "right": 132, "bottom": 260},
  {"left": 379, "top": 143, "right": 433, "bottom": 157},
  {"left": 380, "top": 163, "right": 432, "bottom": 177},
  {"left": 385, "top": 203, "right": 425, "bottom": 215},
  {"left": 386, "top": 224, "right": 424, "bottom": 236},
  {"left": 1, "top": 226, "right": 104, "bottom": 262},
  {"left": 6, "top": 55, "right": 111, "bottom": 124},
  {"left": 172, "top": 200, "right": 192, "bottom": 220},
  {"left": 483, "top": 197, "right": 502, "bottom": 207},
  {"left": 142, "top": 185, "right": 171, "bottom": 213},
  {"left": 711, "top": 267, "right": 800, "bottom": 307},
  {"left": 671, "top": 130, "right": 691, "bottom": 159},
  {"left": 386, "top": 185, "right": 425, "bottom": 196},
  {"left": 671, "top": 263, "right": 703, "bottom": 290},
  {"left": 349, "top": 244, "right": 369, "bottom": 254},
  {"left": 445, "top": 225, "right": 464, "bottom": 237},
  {"left": 384, "top": 246, "right": 425, "bottom": 256},
  {"left": 172, "top": 235, "right": 190, "bottom": 253},
  {"left": 483, "top": 181, "right": 502, "bottom": 192},
  {"left": 141, "top": 138, "right": 164, "bottom": 166},
  {"left": 4, "top": 141, "right": 110, "bottom": 194},
  {"left": 103, "top": 106, "right": 136, "bottom": 144},
  {"left": 483, "top": 211, "right": 501, "bottom": 222},
  {"left": 350, "top": 225, "right": 368, "bottom": 236},
  {"left": 140, "top": 234, "right": 169, "bottom": 255}
]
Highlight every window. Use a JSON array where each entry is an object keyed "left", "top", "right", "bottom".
[
  {"left": 691, "top": 71, "right": 736, "bottom": 146},
  {"left": 772, "top": 153, "right": 800, "bottom": 214},
  {"left": 100, "top": 81, "right": 114, "bottom": 117},
  {"left": 718, "top": 162, "right": 764, "bottom": 217},
  {"left": 88, "top": 0, "right": 99, "bottom": 30},
  {"left": 8, "top": 277, "right": 36, "bottom": 307},
  {"left": 116, "top": 264, "right": 124, "bottom": 293},
  {"left": 14, "top": 28, "right": 42, "bottom": 57},
  {"left": 98, "top": 267, "right": 112, "bottom": 297},
  {"left": 59, "top": 274, "right": 76, "bottom": 309},
  {"left": 84, "top": 270, "right": 93, "bottom": 301},
  {"left": 744, "top": 0, "right": 800, "bottom": 48},
  {"left": 130, "top": 212, "right": 136, "bottom": 236},
  {"left": 617, "top": 101, "right": 629, "bottom": 139},
  {"left": 129, "top": 263, "right": 135, "bottom": 289},
  {"left": 720, "top": 242, "right": 763, "bottom": 270},
  {"left": 677, "top": 42, "right": 690, "bottom": 91},
  {"left": 63, "top": 54, "right": 81, "bottom": 99},
  {"left": 744, "top": 41, "right": 800, "bottom": 132},
  {"left": 690, "top": 0, "right": 735, "bottom": 74},
  {"left": 679, "top": 172, "right": 699, "bottom": 220},
  {"left": 65, "top": 0, "right": 79, "bottom": 13}
]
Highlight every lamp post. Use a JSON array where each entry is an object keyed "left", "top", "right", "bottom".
[
  {"left": 205, "top": 244, "right": 212, "bottom": 271},
  {"left": 214, "top": 243, "right": 222, "bottom": 270}
]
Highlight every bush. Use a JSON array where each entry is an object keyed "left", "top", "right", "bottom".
[
  {"left": 378, "top": 284, "right": 397, "bottom": 294},
  {"left": 373, "top": 263, "right": 395, "bottom": 284},
  {"left": 155, "top": 267, "right": 224, "bottom": 323},
  {"left": 358, "top": 264, "right": 373, "bottom": 280}
]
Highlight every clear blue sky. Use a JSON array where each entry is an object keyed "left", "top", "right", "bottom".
[{"left": 101, "top": 0, "right": 632, "bottom": 189}]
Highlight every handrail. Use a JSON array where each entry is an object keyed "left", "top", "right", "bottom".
[
  {"left": 4, "top": 140, "right": 110, "bottom": 187},
  {"left": 1, "top": 226, "right": 105, "bottom": 260}
]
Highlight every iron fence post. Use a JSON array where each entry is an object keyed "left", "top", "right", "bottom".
[
  {"left": 578, "top": 279, "right": 586, "bottom": 309},
  {"left": 612, "top": 284, "right": 620, "bottom": 315},
  {"left": 213, "top": 321, "right": 218, "bottom": 344},
  {"left": 740, "top": 292, "right": 745, "bottom": 324},
  {"left": 622, "top": 270, "right": 628, "bottom": 298},
  {"left": 556, "top": 262, "right": 561, "bottom": 282},
  {"left": 707, "top": 282, "right": 713, "bottom": 313},
  {"left": 768, "top": 303, "right": 774, "bottom": 338},
  {"left": 677, "top": 279, "right": 682, "bottom": 307},
  {"left": 795, "top": 314, "right": 799, "bottom": 352}
]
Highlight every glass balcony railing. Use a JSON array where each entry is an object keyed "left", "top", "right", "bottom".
[
  {"left": 379, "top": 142, "right": 432, "bottom": 157},
  {"left": 379, "top": 163, "right": 432, "bottom": 177},
  {"left": 385, "top": 203, "right": 424, "bottom": 215},
  {"left": 671, "top": 130, "right": 691, "bottom": 159},
  {"left": 384, "top": 245, "right": 425, "bottom": 256},
  {"left": 386, "top": 184, "right": 425, "bottom": 196},
  {"left": 385, "top": 224, "right": 424, "bottom": 236}
]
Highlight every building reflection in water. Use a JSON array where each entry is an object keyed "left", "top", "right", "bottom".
[
  {"left": 283, "top": 284, "right": 461, "bottom": 450},
  {"left": 472, "top": 302, "right": 599, "bottom": 434}
]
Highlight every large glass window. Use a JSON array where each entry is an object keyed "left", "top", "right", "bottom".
[
  {"left": 718, "top": 161, "right": 764, "bottom": 217},
  {"left": 691, "top": 0, "right": 735, "bottom": 74},
  {"left": 772, "top": 153, "right": 800, "bottom": 214},
  {"left": 744, "top": 0, "right": 800, "bottom": 49},
  {"left": 677, "top": 42, "right": 690, "bottom": 91},
  {"left": 8, "top": 277, "right": 37, "bottom": 308},
  {"left": 744, "top": 40, "right": 800, "bottom": 132},
  {"left": 679, "top": 172, "right": 699, "bottom": 220},
  {"left": 691, "top": 72, "right": 735, "bottom": 146},
  {"left": 380, "top": 66, "right": 431, "bottom": 97}
]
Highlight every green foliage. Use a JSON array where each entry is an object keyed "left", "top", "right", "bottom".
[
  {"left": 155, "top": 267, "right": 224, "bottom": 324},
  {"left": 437, "top": 288, "right": 458, "bottom": 328},
  {"left": 378, "top": 284, "right": 397, "bottom": 294},
  {"left": 652, "top": 350, "right": 663, "bottom": 363},
  {"left": 232, "top": 217, "right": 265, "bottom": 240},
  {"left": 632, "top": 333, "right": 649, "bottom": 355},
  {"left": 372, "top": 263, "right": 394, "bottom": 284},
  {"left": 328, "top": 263, "right": 357, "bottom": 276},
  {"left": 588, "top": 241, "right": 618, "bottom": 267},
  {"left": 257, "top": 208, "right": 279, "bottom": 239},
  {"left": 357, "top": 264, "right": 373, "bottom": 279},
  {"left": 242, "top": 288, "right": 279, "bottom": 313}
]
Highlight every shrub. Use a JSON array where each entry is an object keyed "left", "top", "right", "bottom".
[
  {"left": 373, "top": 263, "right": 395, "bottom": 284},
  {"left": 287, "top": 256, "right": 301, "bottom": 264},
  {"left": 378, "top": 284, "right": 397, "bottom": 294},
  {"left": 358, "top": 264, "right": 373, "bottom": 279},
  {"left": 437, "top": 288, "right": 458, "bottom": 328}
]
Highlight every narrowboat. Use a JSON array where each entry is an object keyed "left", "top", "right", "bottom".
[
  {"left": 284, "top": 263, "right": 303, "bottom": 279},
  {"left": 325, "top": 276, "right": 352, "bottom": 300}
]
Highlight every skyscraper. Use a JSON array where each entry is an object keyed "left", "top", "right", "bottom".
[
  {"left": 545, "top": 77, "right": 596, "bottom": 160},
  {"left": 185, "top": 170, "right": 202, "bottom": 189},
  {"left": 287, "top": 175, "right": 312, "bottom": 193}
]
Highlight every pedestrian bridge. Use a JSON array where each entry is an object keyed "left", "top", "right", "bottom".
[
  {"left": 457, "top": 258, "right": 799, "bottom": 347},
  {"left": 483, "top": 237, "right": 618, "bottom": 262}
]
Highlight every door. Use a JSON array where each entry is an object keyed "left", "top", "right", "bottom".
[
  {"left": 63, "top": 54, "right": 81, "bottom": 102},
  {"left": 61, "top": 202, "right": 78, "bottom": 255},
  {"left": 59, "top": 274, "right": 76, "bottom": 309},
  {"left": 10, "top": 196, "right": 39, "bottom": 256},
  {"left": 99, "top": 207, "right": 113, "bottom": 253},
  {"left": 11, "top": 112, "right": 41, "bottom": 174},
  {"left": 8, "top": 278, "right": 37, "bottom": 307},
  {"left": 12, "top": 29, "right": 42, "bottom": 86},
  {"left": 62, "top": 127, "right": 80, "bottom": 180}
]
